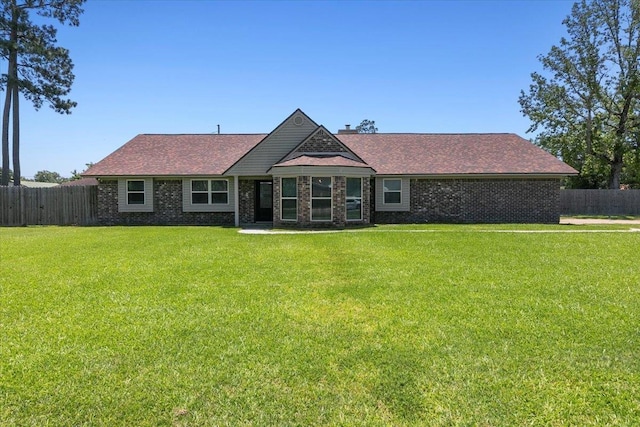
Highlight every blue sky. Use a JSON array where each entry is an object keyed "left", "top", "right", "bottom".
[{"left": 12, "top": 0, "right": 574, "bottom": 179}]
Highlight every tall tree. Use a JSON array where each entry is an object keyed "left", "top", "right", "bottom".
[
  {"left": 34, "top": 169, "right": 66, "bottom": 183},
  {"left": 0, "top": 0, "right": 84, "bottom": 186},
  {"left": 356, "top": 119, "right": 378, "bottom": 134},
  {"left": 69, "top": 161, "right": 92, "bottom": 180},
  {"left": 519, "top": 0, "right": 640, "bottom": 189}
]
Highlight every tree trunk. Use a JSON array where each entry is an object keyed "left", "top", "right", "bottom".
[
  {"left": 609, "top": 160, "right": 623, "bottom": 189},
  {"left": 11, "top": 78, "right": 19, "bottom": 186},
  {"left": 2, "top": 3, "right": 17, "bottom": 186},
  {"left": 1, "top": 88, "right": 10, "bottom": 186}
]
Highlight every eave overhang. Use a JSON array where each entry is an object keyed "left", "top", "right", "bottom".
[
  {"left": 372, "top": 172, "right": 577, "bottom": 179},
  {"left": 268, "top": 165, "right": 375, "bottom": 177}
]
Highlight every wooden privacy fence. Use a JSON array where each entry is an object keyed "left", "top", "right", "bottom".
[
  {"left": 560, "top": 189, "right": 640, "bottom": 216},
  {"left": 0, "top": 186, "right": 98, "bottom": 226}
]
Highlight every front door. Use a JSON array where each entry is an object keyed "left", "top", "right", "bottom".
[{"left": 255, "top": 180, "right": 273, "bottom": 222}]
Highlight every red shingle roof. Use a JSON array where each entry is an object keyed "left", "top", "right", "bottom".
[
  {"left": 84, "top": 132, "right": 576, "bottom": 177},
  {"left": 60, "top": 177, "right": 99, "bottom": 186},
  {"left": 337, "top": 133, "right": 577, "bottom": 175},
  {"left": 84, "top": 134, "right": 267, "bottom": 176}
]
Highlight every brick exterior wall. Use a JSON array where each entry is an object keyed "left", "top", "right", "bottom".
[
  {"left": 273, "top": 176, "right": 371, "bottom": 228},
  {"left": 463, "top": 179, "right": 559, "bottom": 223},
  {"left": 97, "top": 177, "right": 560, "bottom": 226},
  {"left": 97, "top": 180, "right": 120, "bottom": 224},
  {"left": 97, "top": 180, "right": 234, "bottom": 225},
  {"left": 373, "top": 178, "right": 561, "bottom": 224},
  {"left": 238, "top": 179, "right": 255, "bottom": 224}
]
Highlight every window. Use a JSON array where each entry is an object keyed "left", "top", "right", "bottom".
[
  {"left": 191, "top": 179, "right": 228, "bottom": 205},
  {"left": 119, "top": 179, "right": 153, "bottom": 212},
  {"left": 311, "top": 177, "right": 332, "bottom": 221},
  {"left": 127, "top": 180, "right": 145, "bottom": 205},
  {"left": 210, "top": 180, "right": 229, "bottom": 204},
  {"left": 191, "top": 180, "right": 209, "bottom": 204},
  {"left": 346, "top": 177, "right": 362, "bottom": 220},
  {"left": 383, "top": 179, "right": 402, "bottom": 204},
  {"left": 281, "top": 177, "right": 297, "bottom": 221}
]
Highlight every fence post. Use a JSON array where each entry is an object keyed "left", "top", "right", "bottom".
[{"left": 20, "top": 186, "right": 26, "bottom": 226}]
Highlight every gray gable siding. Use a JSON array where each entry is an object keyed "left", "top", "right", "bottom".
[{"left": 225, "top": 112, "right": 317, "bottom": 176}]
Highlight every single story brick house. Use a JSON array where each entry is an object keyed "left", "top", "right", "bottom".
[{"left": 83, "top": 109, "right": 576, "bottom": 227}]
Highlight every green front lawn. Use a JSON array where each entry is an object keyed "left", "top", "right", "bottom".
[{"left": 1, "top": 226, "right": 639, "bottom": 425}]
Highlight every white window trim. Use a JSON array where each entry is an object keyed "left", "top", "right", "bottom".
[
  {"left": 280, "top": 177, "right": 297, "bottom": 222},
  {"left": 311, "top": 176, "right": 332, "bottom": 222},
  {"left": 383, "top": 178, "right": 402, "bottom": 205},
  {"left": 346, "top": 177, "right": 362, "bottom": 221}
]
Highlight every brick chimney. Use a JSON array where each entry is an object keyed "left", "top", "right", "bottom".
[{"left": 338, "top": 124, "right": 358, "bottom": 134}]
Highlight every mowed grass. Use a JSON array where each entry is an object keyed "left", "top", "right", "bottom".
[{"left": 1, "top": 225, "right": 639, "bottom": 426}]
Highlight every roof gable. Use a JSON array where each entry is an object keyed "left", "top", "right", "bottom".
[
  {"left": 280, "top": 125, "right": 366, "bottom": 164},
  {"left": 224, "top": 109, "right": 318, "bottom": 175}
]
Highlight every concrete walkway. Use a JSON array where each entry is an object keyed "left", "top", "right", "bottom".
[
  {"left": 240, "top": 221, "right": 640, "bottom": 234},
  {"left": 560, "top": 217, "right": 640, "bottom": 225}
]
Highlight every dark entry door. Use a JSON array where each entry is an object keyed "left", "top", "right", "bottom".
[{"left": 255, "top": 180, "right": 273, "bottom": 222}]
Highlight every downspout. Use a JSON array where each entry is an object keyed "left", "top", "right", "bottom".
[{"left": 234, "top": 175, "right": 239, "bottom": 227}]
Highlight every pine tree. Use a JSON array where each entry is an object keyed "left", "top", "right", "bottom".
[{"left": 0, "top": 0, "right": 85, "bottom": 186}]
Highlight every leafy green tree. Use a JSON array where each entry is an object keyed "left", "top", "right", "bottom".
[
  {"left": 34, "top": 169, "right": 67, "bottom": 183},
  {"left": 69, "top": 161, "right": 93, "bottom": 180},
  {"left": 519, "top": 0, "right": 640, "bottom": 189},
  {"left": 0, "top": 0, "right": 85, "bottom": 186},
  {"left": 0, "top": 166, "right": 11, "bottom": 180},
  {"left": 356, "top": 119, "right": 378, "bottom": 134},
  {"left": 69, "top": 169, "right": 81, "bottom": 180}
]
